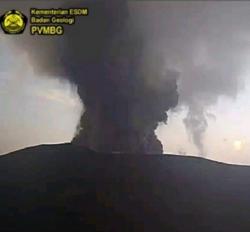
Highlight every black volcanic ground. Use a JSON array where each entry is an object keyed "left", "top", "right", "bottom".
[{"left": 0, "top": 143, "right": 250, "bottom": 231}]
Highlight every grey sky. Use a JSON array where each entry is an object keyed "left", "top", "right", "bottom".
[
  {"left": 130, "top": 1, "right": 250, "bottom": 157},
  {"left": 0, "top": 1, "right": 250, "bottom": 164},
  {"left": 0, "top": 35, "right": 82, "bottom": 154}
]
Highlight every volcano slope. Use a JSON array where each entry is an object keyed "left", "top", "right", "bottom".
[{"left": 0, "top": 143, "right": 250, "bottom": 231}]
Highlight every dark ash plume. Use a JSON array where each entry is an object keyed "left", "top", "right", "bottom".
[
  {"left": 61, "top": 1, "right": 179, "bottom": 153},
  {"left": 131, "top": 1, "right": 250, "bottom": 155},
  {"left": 10, "top": 0, "right": 179, "bottom": 153}
]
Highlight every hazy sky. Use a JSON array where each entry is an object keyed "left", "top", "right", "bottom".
[
  {"left": 0, "top": 34, "right": 83, "bottom": 154},
  {"left": 0, "top": 1, "right": 250, "bottom": 165}
]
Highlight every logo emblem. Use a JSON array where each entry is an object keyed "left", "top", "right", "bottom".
[{"left": 0, "top": 10, "right": 27, "bottom": 34}]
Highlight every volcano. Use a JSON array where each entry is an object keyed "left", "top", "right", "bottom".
[{"left": 0, "top": 144, "right": 250, "bottom": 231}]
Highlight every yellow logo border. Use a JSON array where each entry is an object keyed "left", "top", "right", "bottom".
[{"left": 0, "top": 10, "right": 27, "bottom": 34}]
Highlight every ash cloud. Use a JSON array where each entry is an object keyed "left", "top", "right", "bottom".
[
  {"left": 131, "top": 1, "right": 250, "bottom": 155},
  {"left": 6, "top": 0, "right": 179, "bottom": 153},
  {"left": 59, "top": 0, "right": 179, "bottom": 153},
  {"left": 5, "top": 1, "right": 249, "bottom": 155}
]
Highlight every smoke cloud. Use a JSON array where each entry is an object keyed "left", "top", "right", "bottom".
[
  {"left": 59, "top": 0, "right": 179, "bottom": 153},
  {"left": 5, "top": 1, "right": 249, "bottom": 155},
  {"left": 7, "top": 0, "right": 179, "bottom": 153},
  {"left": 131, "top": 1, "right": 250, "bottom": 155}
]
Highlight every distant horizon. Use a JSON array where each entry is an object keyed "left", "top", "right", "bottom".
[
  {"left": 1, "top": 1, "right": 250, "bottom": 165},
  {"left": 2, "top": 142, "right": 249, "bottom": 167}
]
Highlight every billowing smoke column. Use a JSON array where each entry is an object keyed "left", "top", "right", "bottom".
[
  {"left": 131, "top": 2, "right": 250, "bottom": 155},
  {"left": 6, "top": 0, "right": 250, "bottom": 155},
  {"left": 183, "top": 104, "right": 208, "bottom": 155},
  {"left": 11, "top": 0, "right": 178, "bottom": 153},
  {"left": 59, "top": 0, "right": 179, "bottom": 153}
]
